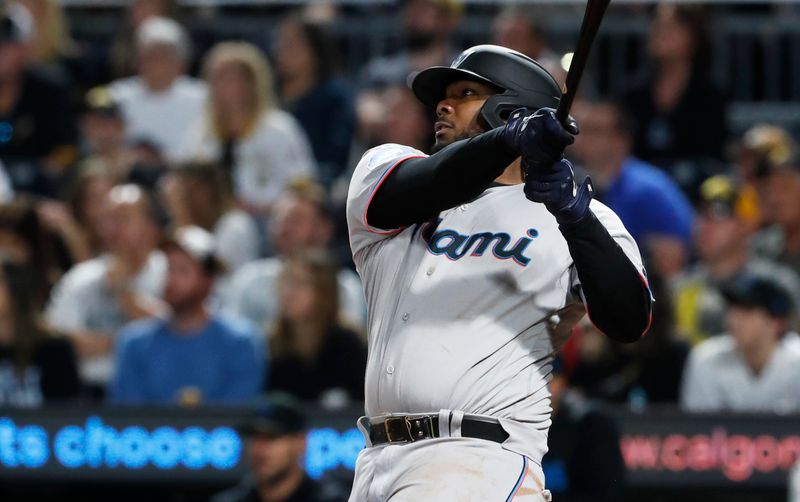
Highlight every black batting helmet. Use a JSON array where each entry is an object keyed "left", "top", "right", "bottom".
[{"left": 411, "top": 44, "right": 561, "bottom": 129}]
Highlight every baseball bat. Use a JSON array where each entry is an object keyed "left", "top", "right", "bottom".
[{"left": 555, "top": 0, "right": 612, "bottom": 126}]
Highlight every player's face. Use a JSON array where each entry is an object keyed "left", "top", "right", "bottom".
[{"left": 432, "top": 80, "right": 498, "bottom": 152}]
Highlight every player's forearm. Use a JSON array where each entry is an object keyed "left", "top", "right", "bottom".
[
  {"left": 560, "top": 212, "right": 652, "bottom": 343},
  {"left": 367, "top": 128, "right": 518, "bottom": 229}
]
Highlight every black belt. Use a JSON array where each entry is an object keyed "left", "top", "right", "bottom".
[{"left": 364, "top": 414, "right": 509, "bottom": 446}]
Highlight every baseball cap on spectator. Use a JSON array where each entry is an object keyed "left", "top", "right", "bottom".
[
  {"left": 721, "top": 273, "right": 794, "bottom": 319},
  {"left": 698, "top": 175, "right": 758, "bottom": 227},
  {"left": 84, "top": 86, "right": 123, "bottom": 119},
  {"left": 161, "top": 225, "right": 226, "bottom": 275},
  {"left": 238, "top": 393, "right": 307, "bottom": 437},
  {"left": 743, "top": 124, "right": 797, "bottom": 178},
  {"left": 0, "top": 4, "right": 34, "bottom": 45},
  {"left": 136, "top": 16, "right": 190, "bottom": 62}
]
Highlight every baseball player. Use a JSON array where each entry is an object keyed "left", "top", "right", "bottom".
[{"left": 346, "top": 45, "right": 652, "bottom": 501}]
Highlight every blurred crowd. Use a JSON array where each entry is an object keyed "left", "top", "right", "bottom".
[
  {"left": 0, "top": 0, "right": 797, "bottom": 425},
  {"left": 0, "top": 0, "right": 798, "bottom": 500}
]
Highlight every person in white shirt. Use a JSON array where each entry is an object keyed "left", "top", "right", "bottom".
[
  {"left": 46, "top": 184, "right": 166, "bottom": 390},
  {"left": 178, "top": 41, "right": 316, "bottom": 213},
  {"left": 222, "top": 181, "right": 365, "bottom": 334},
  {"left": 160, "top": 162, "right": 260, "bottom": 284},
  {"left": 681, "top": 273, "right": 800, "bottom": 413},
  {"left": 110, "top": 16, "right": 207, "bottom": 163}
]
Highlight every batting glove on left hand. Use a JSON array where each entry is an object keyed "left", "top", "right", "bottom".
[
  {"left": 524, "top": 158, "right": 594, "bottom": 226},
  {"left": 500, "top": 107, "right": 578, "bottom": 167}
]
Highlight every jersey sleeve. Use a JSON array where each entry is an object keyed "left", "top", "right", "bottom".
[
  {"left": 569, "top": 200, "right": 654, "bottom": 314},
  {"left": 588, "top": 200, "right": 648, "bottom": 281},
  {"left": 346, "top": 143, "right": 427, "bottom": 257}
]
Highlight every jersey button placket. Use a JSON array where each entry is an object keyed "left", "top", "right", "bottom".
[
  {"left": 401, "top": 312, "right": 410, "bottom": 322},
  {"left": 386, "top": 365, "right": 394, "bottom": 375}
]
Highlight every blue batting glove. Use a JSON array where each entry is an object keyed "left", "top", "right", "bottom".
[
  {"left": 524, "top": 158, "right": 594, "bottom": 226},
  {"left": 500, "top": 107, "right": 578, "bottom": 167}
]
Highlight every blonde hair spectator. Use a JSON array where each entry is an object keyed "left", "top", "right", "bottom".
[
  {"left": 12, "top": 0, "right": 75, "bottom": 64},
  {"left": 203, "top": 42, "right": 277, "bottom": 140},
  {"left": 179, "top": 41, "right": 316, "bottom": 213}
]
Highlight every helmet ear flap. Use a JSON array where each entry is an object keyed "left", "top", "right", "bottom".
[
  {"left": 479, "top": 96, "right": 531, "bottom": 129},
  {"left": 479, "top": 96, "right": 507, "bottom": 129},
  {"left": 480, "top": 93, "right": 562, "bottom": 130}
]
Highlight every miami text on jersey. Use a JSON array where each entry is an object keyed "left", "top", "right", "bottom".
[{"left": 426, "top": 227, "right": 540, "bottom": 266}]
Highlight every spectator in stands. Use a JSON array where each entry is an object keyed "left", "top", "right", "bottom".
[
  {"left": 267, "top": 250, "right": 366, "bottom": 404},
  {"left": 46, "top": 184, "right": 166, "bottom": 394},
  {"left": 380, "top": 84, "right": 435, "bottom": 153},
  {"left": 571, "top": 99, "right": 694, "bottom": 280},
  {"left": 348, "top": 83, "right": 435, "bottom": 200},
  {"left": 545, "top": 359, "right": 625, "bottom": 502},
  {"left": 77, "top": 87, "right": 136, "bottom": 181},
  {"left": 737, "top": 124, "right": 796, "bottom": 228},
  {"left": 0, "top": 259, "right": 80, "bottom": 406},
  {"left": 111, "top": 225, "right": 263, "bottom": 405},
  {"left": 9, "top": 0, "right": 76, "bottom": 76},
  {"left": 110, "top": 16, "right": 206, "bottom": 164},
  {"left": 492, "top": 6, "right": 551, "bottom": 61},
  {"left": 353, "top": 0, "right": 460, "bottom": 170},
  {"left": 359, "top": 0, "right": 461, "bottom": 89},
  {"left": 222, "top": 181, "right": 365, "bottom": 332},
  {"left": 111, "top": 0, "right": 179, "bottom": 78},
  {"left": 179, "top": 42, "right": 315, "bottom": 214},
  {"left": 0, "top": 5, "right": 78, "bottom": 197},
  {"left": 0, "top": 199, "right": 61, "bottom": 307},
  {"left": 491, "top": 6, "right": 566, "bottom": 86},
  {"left": 213, "top": 394, "right": 347, "bottom": 502},
  {"left": 621, "top": 5, "right": 727, "bottom": 194},
  {"left": 681, "top": 274, "right": 800, "bottom": 412},
  {"left": 752, "top": 156, "right": 800, "bottom": 271},
  {"left": 37, "top": 163, "right": 114, "bottom": 265},
  {"left": 160, "top": 162, "right": 260, "bottom": 276},
  {"left": 274, "top": 15, "right": 356, "bottom": 188},
  {"left": 672, "top": 175, "right": 800, "bottom": 345}
]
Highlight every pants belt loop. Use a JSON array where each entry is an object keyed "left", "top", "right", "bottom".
[
  {"left": 448, "top": 410, "right": 465, "bottom": 438},
  {"left": 437, "top": 409, "right": 452, "bottom": 437}
]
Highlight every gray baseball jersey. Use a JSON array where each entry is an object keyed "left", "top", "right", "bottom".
[{"left": 346, "top": 143, "right": 646, "bottom": 464}]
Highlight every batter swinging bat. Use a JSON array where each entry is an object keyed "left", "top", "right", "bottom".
[{"left": 555, "top": 0, "right": 612, "bottom": 126}]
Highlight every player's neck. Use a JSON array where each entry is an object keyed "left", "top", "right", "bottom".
[{"left": 494, "top": 158, "right": 524, "bottom": 185}]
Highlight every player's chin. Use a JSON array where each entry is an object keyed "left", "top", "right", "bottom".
[
  {"left": 431, "top": 139, "right": 448, "bottom": 153},
  {"left": 432, "top": 133, "right": 455, "bottom": 153}
]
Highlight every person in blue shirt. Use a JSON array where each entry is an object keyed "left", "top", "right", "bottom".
[
  {"left": 111, "top": 225, "right": 264, "bottom": 405},
  {"left": 571, "top": 99, "right": 695, "bottom": 280}
]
